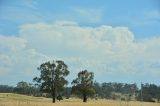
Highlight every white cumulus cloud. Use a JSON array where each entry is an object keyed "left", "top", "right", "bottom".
[{"left": 0, "top": 21, "right": 160, "bottom": 84}]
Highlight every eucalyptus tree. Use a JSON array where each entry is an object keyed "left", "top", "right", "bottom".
[
  {"left": 71, "top": 70, "right": 95, "bottom": 102},
  {"left": 33, "top": 60, "right": 69, "bottom": 103}
]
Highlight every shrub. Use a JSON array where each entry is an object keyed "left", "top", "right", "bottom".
[{"left": 57, "top": 95, "right": 63, "bottom": 101}]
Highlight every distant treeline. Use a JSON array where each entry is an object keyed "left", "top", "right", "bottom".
[
  {"left": 0, "top": 81, "right": 160, "bottom": 102},
  {"left": 93, "top": 82, "right": 160, "bottom": 102},
  {"left": 0, "top": 82, "right": 41, "bottom": 96}
]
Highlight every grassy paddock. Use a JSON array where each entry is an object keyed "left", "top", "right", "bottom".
[{"left": 0, "top": 93, "right": 160, "bottom": 106}]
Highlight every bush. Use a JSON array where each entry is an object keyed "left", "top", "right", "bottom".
[
  {"left": 121, "top": 97, "right": 125, "bottom": 101},
  {"left": 57, "top": 95, "right": 63, "bottom": 101},
  {"left": 66, "top": 96, "right": 70, "bottom": 99}
]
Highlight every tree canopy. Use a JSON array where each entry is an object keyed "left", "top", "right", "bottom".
[
  {"left": 71, "top": 70, "right": 95, "bottom": 102},
  {"left": 33, "top": 60, "right": 69, "bottom": 103}
]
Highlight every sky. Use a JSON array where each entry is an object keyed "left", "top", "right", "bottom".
[{"left": 0, "top": 0, "right": 160, "bottom": 86}]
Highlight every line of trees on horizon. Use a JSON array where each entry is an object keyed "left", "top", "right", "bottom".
[
  {"left": 0, "top": 60, "right": 160, "bottom": 103},
  {"left": 1, "top": 81, "right": 160, "bottom": 103}
]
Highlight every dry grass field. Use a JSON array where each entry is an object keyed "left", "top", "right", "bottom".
[{"left": 0, "top": 93, "right": 160, "bottom": 106}]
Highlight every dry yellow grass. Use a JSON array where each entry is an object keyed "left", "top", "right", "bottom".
[{"left": 0, "top": 93, "right": 160, "bottom": 106}]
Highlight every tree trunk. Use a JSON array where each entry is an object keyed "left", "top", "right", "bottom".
[
  {"left": 52, "top": 89, "right": 56, "bottom": 103},
  {"left": 51, "top": 71, "right": 56, "bottom": 103},
  {"left": 52, "top": 94, "right": 56, "bottom": 103},
  {"left": 83, "top": 94, "right": 87, "bottom": 102}
]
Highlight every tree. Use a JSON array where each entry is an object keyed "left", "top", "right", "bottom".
[
  {"left": 33, "top": 60, "right": 69, "bottom": 103},
  {"left": 14, "top": 81, "right": 40, "bottom": 96},
  {"left": 14, "top": 81, "right": 30, "bottom": 94},
  {"left": 16, "top": 81, "right": 29, "bottom": 89},
  {"left": 71, "top": 70, "right": 95, "bottom": 102},
  {"left": 136, "top": 83, "right": 159, "bottom": 102}
]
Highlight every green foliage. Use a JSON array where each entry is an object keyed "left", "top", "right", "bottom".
[
  {"left": 94, "top": 82, "right": 138, "bottom": 99},
  {"left": 1, "top": 81, "right": 160, "bottom": 103},
  {"left": 14, "top": 81, "right": 40, "bottom": 96},
  {"left": 0, "top": 85, "right": 14, "bottom": 93},
  {"left": 33, "top": 60, "right": 70, "bottom": 103},
  {"left": 71, "top": 70, "right": 95, "bottom": 102},
  {"left": 136, "top": 83, "right": 160, "bottom": 102},
  {"left": 63, "top": 87, "right": 71, "bottom": 99},
  {"left": 57, "top": 94, "right": 63, "bottom": 101}
]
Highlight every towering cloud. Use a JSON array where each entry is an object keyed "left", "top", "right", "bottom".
[{"left": 0, "top": 21, "right": 160, "bottom": 84}]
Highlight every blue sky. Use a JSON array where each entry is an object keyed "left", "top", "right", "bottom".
[
  {"left": 0, "top": 0, "right": 160, "bottom": 38},
  {"left": 0, "top": 0, "right": 160, "bottom": 86}
]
